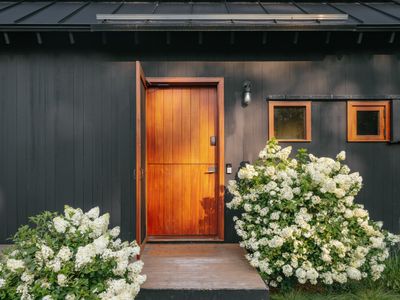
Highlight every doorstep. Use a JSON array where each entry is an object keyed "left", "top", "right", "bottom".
[{"left": 137, "top": 243, "right": 268, "bottom": 300}]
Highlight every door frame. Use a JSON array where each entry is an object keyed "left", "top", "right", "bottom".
[
  {"left": 139, "top": 76, "right": 225, "bottom": 242},
  {"left": 135, "top": 62, "right": 148, "bottom": 249}
]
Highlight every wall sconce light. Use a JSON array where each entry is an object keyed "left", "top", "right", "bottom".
[{"left": 243, "top": 80, "right": 251, "bottom": 105}]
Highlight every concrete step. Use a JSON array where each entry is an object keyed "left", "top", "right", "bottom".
[{"left": 137, "top": 243, "right": 269, "bottom": 300}]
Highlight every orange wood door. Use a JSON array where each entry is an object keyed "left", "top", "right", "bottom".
[{"left": 146, "top": 86, "right": 218, "bottom": 237}]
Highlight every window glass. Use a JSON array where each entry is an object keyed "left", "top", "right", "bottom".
[
  {"left": 274, "top": 106, "right": 306, "bottom": 140},
  {"left": 356, "top": 110, "right": 379, "bottom": 135}
]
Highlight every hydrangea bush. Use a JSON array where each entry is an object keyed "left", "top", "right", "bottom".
[
  {"left": 227, "top": 140, "right": 400, "bottom": 288},
  {"left": 0, "top": 206, "right": 146, "bottom": 299}
]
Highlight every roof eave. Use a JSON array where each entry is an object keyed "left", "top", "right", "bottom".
[{"left": 1, "top": 23, "right": 400, "bottom": 32}]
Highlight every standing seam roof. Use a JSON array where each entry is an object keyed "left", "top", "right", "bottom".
[{"left": 0, "top": 1, "right": 400, "bottom": 30}]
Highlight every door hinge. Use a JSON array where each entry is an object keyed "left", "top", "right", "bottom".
[{"left": 133, "top": 168, "right": 145, "bottom": 180}]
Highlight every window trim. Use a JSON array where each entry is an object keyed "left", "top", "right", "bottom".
[
  {"left": 268, "top": 101, "right": 312, "bottom": 142},
  {"left": 347, "top": 101, "right": 390, "bottom": 142}
]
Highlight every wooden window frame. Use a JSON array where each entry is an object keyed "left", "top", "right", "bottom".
[
  {"left": 268, "top": 101, "right": 312, "bottom": 142},
  {"left": 347, "top": 101, "right": 390, "bottom": 142}
]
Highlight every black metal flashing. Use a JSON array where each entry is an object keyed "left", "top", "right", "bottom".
[{"left": 266, "top": 95, "right": 400, "bottom": 100}]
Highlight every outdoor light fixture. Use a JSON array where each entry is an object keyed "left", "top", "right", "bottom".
[{"left": 243, "top": 80, "right": 252, "bottom": 105}]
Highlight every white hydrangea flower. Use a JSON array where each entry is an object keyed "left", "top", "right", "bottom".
[
  {"left": 64, "top": 206, "right": 84, "bottom": 226},
  {"left": 6, "top": 259, "right": 25, "bottom": 272},
  {"left": 56, "top": 246, "right": 72, "bottom": 262},
  {"left": 85, "top": 207, "right": 100, "bottom": 220},
  {"left": 93, "top": 235, "right": 110, "bottom": 255},
  {"left": 370, "top": 236, "right": 385, "bottom": 249},
  {"left": 238, "top": 164, "right": 258, "bottom": 180},
  {"left": 57, "top": 274, "right": 68, "bottom": 287},
  {"left": 282, "top": 265, "right": 293, "bottom": 277},
  {"left": 109, "top": 226, "right": 121, "bottom": 238},
  {"left": 21, "top": 272, "right": 34, "bottom": 284},
  {"left": 336, "top": 151, "right": 346, "bottom": 161},
  {"left": 128, "top": 261, "right": 145, "bottom": 282},
  {"left": 38, "top": 245, "right": 54, "bottom": 261},
  {"left": 270, "top": 212, "right": 280, "bottom": 221},
  {"left": 53, "top": 216, "right": 69, "bottom": 233},
  {"left": 90, "top": 213, "right": 110, "bottom": 238},
  {"left": 268, "top": 236, "right": 284, "bottom": 248},
  {"left": 49, "top": 258, "right": 62, "bottom": 273},
  {"left": 16, "top": 283, "right": 31, "bottom": 299},
  {"left": 98, "top": 278, "right": 141, "bottom": 299},
  {"left": 75, "top": 244, "right": 96, "bottom": 269}
]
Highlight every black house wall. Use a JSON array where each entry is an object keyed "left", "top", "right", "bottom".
[{"left": 0, "top": 45, "right": 400, "bottom": 243}]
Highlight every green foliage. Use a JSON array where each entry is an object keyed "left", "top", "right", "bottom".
[
  {"left": 380, "top": 249, "right": 400, "bottom": 293},
  {"left": 271, "top": 289, "right": 400, "bottom": 300},
  {"left": 0, "top": 206, "right": 145, "bottom": 300},
  {"left": 271, "top": 243, "right": 400, "bottom": 299}
]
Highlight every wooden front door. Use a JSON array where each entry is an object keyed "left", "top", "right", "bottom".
[{"left": 146, "top": 85, "right": 221, "bottom": 239}]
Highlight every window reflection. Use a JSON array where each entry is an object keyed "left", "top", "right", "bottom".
[{"left": 274, "top": 107, "right": 306, "bottom": 140}]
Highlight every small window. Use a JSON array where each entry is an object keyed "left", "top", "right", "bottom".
[
  {"left": 268, "top": 101, "right": 312, "bottom": 142},
  {"left": 347, "top": 101, "right": 390, "bottom": 142}
]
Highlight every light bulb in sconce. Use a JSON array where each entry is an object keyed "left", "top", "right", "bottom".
[{"left": 243, "top": 80, "right": 251, "bottom": 105}]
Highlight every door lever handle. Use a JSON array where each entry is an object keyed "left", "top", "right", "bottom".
[{"left": 206, "top": 166, "right": 217, "bottom": 173}]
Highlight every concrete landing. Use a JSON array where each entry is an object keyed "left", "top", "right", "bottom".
[{"left": 138, "top": 243, "right": 268, "bottom": 300}]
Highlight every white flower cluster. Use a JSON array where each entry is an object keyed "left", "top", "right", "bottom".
[
  {"left": 227, "top": 140, "right": 400, "bottom": 288},
  {"left": 0, "top": 206, "right": 146, "bottom": 299}
]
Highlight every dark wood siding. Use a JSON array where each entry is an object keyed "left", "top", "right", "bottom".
[
  {"left": 0, "top": 52, "right": 136, "bottom": 242},
  {"left": 1, "top": 50, "right": 400, "bottom": 243}
]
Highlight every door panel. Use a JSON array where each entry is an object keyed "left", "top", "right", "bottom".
[{"left": 147, "top": 86, "right": 218, "bottom": 236}]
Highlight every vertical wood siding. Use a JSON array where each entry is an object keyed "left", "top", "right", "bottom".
[
  {"left": 0, "top": 52, "right": 136, "bottom": 242},
  {"left": 0, "top": 51, "right": 400, "bottom": 243}
]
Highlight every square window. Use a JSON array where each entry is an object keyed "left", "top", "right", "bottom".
[
  {"left": 268, "top": 101, "right": 311, "bottom": 142},
  {"left": 347, "top": 101, "right": 390, "bottom": 142}
]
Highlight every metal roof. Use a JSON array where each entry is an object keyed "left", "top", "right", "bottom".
[{"left": 1, "top": 1, "right": 400, "bottom": 31}]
